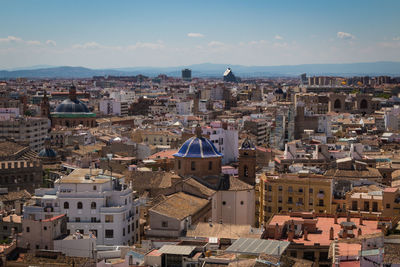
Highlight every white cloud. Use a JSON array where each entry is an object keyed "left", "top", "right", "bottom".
[
  {"left": 187, "top": 33, "right": 204, "bottom": 38},
  {"left": 208, "top": 41, "right": 225, "bottom": 47},
  {"left": 46, "top": 40, "right": 57, "bottom": 46},
  {"left": 127, "top": 41, "right": 165, "bottom": 50},
  {"left": 274, "top": 35, "right": 283, "bottom": 40},
  {"left": 393, "top": 36, "right": 400, "bottom": 41},
  {"left": 0, "top": 36, "right": 22, "bottom": 43},
  {"left": 26, "top": 40, "right": 41, "bottom": 46},
  {"left": 72, "top": 42, "right": 103, "bottom": 49},
  {"left": 337, "top": 31, "right": 355, "bottom": 40}
]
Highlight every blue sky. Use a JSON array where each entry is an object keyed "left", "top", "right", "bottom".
[{"left": 1, "top": 0, "right": 400, "bottom": 69}]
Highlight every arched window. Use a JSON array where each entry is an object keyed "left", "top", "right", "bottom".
[
  {"left": 334, "top": 99, "right": 341, "bottom": 109},
  {"left": 244, "top": 165, "right": 249, "bottom": 177},
  {"left": 77, "top": 202, "right": 83, "bottom": 209},
  {"left": 64, "top": 202, "right": 69, "bottom": 209},
  {"left": 191, "top": 161, "right": 196, "bottom": 171},
  {"left": 91, "top": 202, "right": 96, "bottom": 209},
  {"left": 360, "top": 99, "right": 368, "bottom": 109}
]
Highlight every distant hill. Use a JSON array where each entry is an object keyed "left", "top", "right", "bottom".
[{"left": 1, "top": 61, "right": 400, "bottom": 79}]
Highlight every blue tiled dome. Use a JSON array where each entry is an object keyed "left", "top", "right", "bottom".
[
  {"left": 174, "top": 137, "right": 223, "bottom": 158},
  {"left": 38, "top": 148, "right": 57, "bottom": 158},
  {"left": 55, "top": 98, "right": 90, "bottom": 113}
]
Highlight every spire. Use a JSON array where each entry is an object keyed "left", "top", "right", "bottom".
[{"left": 195, "top": 124, "right": 202, "bottom": 138}]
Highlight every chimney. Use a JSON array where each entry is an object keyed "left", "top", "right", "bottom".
[
  {"left": 359, "top": 216, "right": 363, "bottom": 225},
  {"left": 288, "top": 229, "right": 294, "bottom": 242},
  {"left": 329, "top": 227, "right": 334, "bottom": 240},
  {"left": 304, "top": 228, "right": 308, "bottom": 241},
  {"left": 358, "top": 228, "right": 362, "bottom": 237},
  {"left": 334, "top": 214, "right": 338, "bottom": 224}
]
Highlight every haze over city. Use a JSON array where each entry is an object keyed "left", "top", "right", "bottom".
[{"left": 1, "top": 0, "right": 400, "bottom": 69}]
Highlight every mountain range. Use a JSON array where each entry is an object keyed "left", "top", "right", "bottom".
[{"left": 1, "top": 61, "right": 400, "bottom": 79}]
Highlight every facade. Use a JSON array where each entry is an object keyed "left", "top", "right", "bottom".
[
  {"left": 0, "top": 117, "right": 50, "bottom": 152},
  {"left": 244, "top": 119, "right": 268, "bottom": 146},
  {"left": 211, "top": 177, "right": 255, "bottom": 225},
  {"left": 258, "top": 173, "right": 333, "bottom": 223},
  {"left": 99, "top": 98, "right": 129, "bottom": 116},
  {"left": 173, "top": 126, "right": 222, "bottom": 177},
  {"left": 23, "top": 168, "right": 140, "bottom": 246},
  {"left": 51, "top": 85, "right": 96, "bottom": 128},
  {"left": 201, "top": 121, "right": 238, "bottom": 164},
  {"left": 0, "top": 160, "right": 42, "bottom": 192},
  {"left": 19, "top": 214, "right": 67, "bottom": 251}
]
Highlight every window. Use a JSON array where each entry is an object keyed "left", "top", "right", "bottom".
[
  {"left": 268, "top": 185, "right": 272, "bottom": 192},
  {"left": 2, "top": 226, "right": 6, "bottom": 230},
  {"left": 76, "top": 217, "right": 80, "bottom": 222},
  {"left": 309, "top": 188, "right": 313, "bottom": 193},
  {"left": 268, "top": 195, "right": 272, "bottom": 202},
  {"left": 191, "top": 161, "right": 196, "bottom": 171},
  {"left": 43, "top": 226, "right": 47, "bottom": 231},
  {"left": 288, "top": 186, "right": 293, "bottom": 193},
  {"left": 298, "top": 188, "right": 303, "bottom": 193},
  {"left": 93, "top": 186, "right": 97, "bottom": 191},
  {"left": 288, "top": 197, "right": 293, "bottom": 204},
  {"left": 278, "top": 196, "right": 282, "bottom": 203},
  {"left": 386, "top": 203, "right": 391, "bottom": 209},
  {"left": 208, "top": 161, "right": 213, "bottom": 170},
  {"left": 178, "top": 160, "right": 181, "bottom": 169},
  {"left": 222, "top": 201, "right": 226, "bottom": 205},
  {"left": 91, "top": 202, "right": 96, "bottom": 209},
  {"left": 105, "top": 229, "right": 114, "bottom": 238},
  {"left": 240, "top": 201, "right": 244, "bottom": 205},
  {"left": 91, "top": 217, "right": 97, "bottom": 222},
  {"left": 162, "top": 221, "right": 168, "bottom": 228},
  {"left": 123, "top": 228, "right": 125, "bottom": 236},
  {"left": 64, "top": 202, "right": 69, "bottom": 209},
  {"left": 319, "top": 199, "right": 324, "bottom": 206},
  {"left": 278, "top": 207, "right": 282, "bottom": 212},
  {"left": 267, "top": 206, "right": 272, "bottom": 212},
  {"left": 77, "top": 202, "right": 83, "bottom": 209},
  {"left": 105, "top": 215, "right": 114, "bottom": 223},
  {"left": 244, "top": 165, "right": 248, "bottom": 177},
  {"left": 278, "top": 186, "right": 282, "bottom": 191}
]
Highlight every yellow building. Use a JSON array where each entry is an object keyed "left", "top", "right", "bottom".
[
  {"left": 258, "top": 173, "right": 333, "bottom": 225},
  {"left": 132, "top": 129, "right": 179, "bottom": 147}
]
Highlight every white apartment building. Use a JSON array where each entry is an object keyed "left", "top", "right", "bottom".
[
  {"left": 201, "top": 121, "right": 238, "bottom": 164},
  {"left": 23, "top": 168, "right": 140, "bottom": 246},
  {"left": 176, "top": 101, "right": 192, "bottom": 115},
  {"left": 99, "top": 99, "right": 129, "bottom": 116},
  {"left": 0, "top": 116, "right": 50, "bottom": 152}
]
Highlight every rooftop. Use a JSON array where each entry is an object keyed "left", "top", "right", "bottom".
[
  {"left": 149, "top": 192, "right": 209, "bottom": 220},
  {"left": 59, "top": 168, "right": 124, "bottom": 184}
]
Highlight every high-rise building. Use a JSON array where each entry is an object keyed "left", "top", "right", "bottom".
[{"left": 181, "top": 68, "right": 192, "bottom": 81}]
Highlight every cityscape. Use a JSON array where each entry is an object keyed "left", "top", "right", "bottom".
[{"left": 1, "top": 1, "right": 400, "bottom": 266}]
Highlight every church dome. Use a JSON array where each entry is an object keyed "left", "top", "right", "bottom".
[
  {"left": 38, "top": 148, "right": 57, "bottom": 158},
  {"left": 55, "top": 98, "right": 90, "bottom": 113},
  {"left": 174, "top": 136, "right": 223, "bottom": 158}
]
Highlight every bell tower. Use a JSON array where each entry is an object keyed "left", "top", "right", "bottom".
[
  {"left": 40, "top": 90, "right": 50, "bottom": 118},
  {"left": 238, "top": 138, "right": 256, "bottom": 185}
]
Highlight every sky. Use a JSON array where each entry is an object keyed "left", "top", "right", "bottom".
[{"left": 1, "top": 0, "right": 400, "bottom": 69}]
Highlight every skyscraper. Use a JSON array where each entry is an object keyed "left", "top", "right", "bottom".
[{"left": 182, "top": 68, "right": 192, "bottom": 81}]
